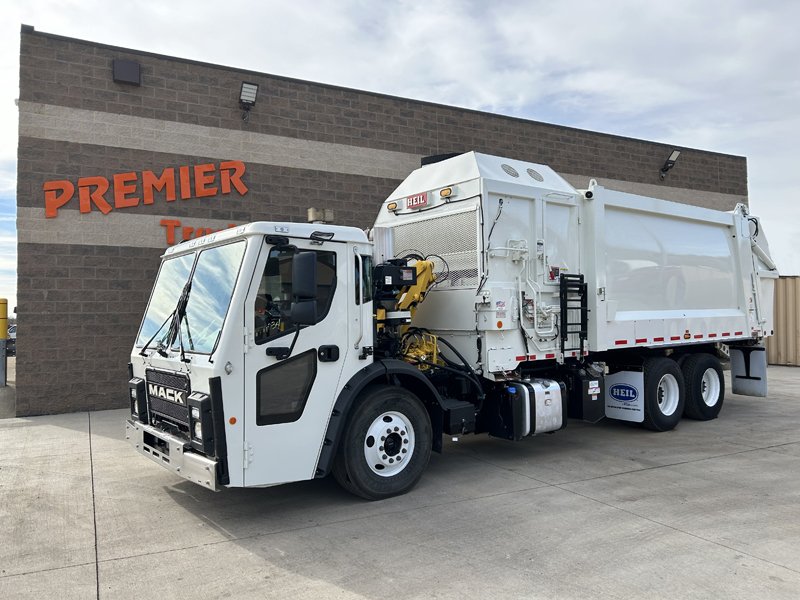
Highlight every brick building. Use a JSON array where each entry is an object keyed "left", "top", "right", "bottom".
[{"left": 15, "top": 26, "right": 749, "bottom": 415}]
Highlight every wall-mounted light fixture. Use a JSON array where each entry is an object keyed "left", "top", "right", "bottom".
[
  {"left": 659, "top": 150, "right": 681, "bottom": 180},
  {"left": 239, "top": 82, "right": 259, "bottom": 122}
]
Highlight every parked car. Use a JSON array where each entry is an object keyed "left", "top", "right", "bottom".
[{"left": 6, "top": 324, "right": 15, "bottom": 356}]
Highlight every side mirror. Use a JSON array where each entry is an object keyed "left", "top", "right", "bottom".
[
  {"left": 291, "top": 252, "right": 318, "bottom": 326},
  {"left": 292, "top": 252, "right": 317, "bottom": 300}
]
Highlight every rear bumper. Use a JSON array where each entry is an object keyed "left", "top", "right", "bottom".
[{"left": 125, "top": 419, "right": 219, "bottom": 491}]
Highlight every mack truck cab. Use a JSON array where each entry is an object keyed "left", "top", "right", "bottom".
[{"left": 126, "top": 221, "right": 445, "bottom": 499}]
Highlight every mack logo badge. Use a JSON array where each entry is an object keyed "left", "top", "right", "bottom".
[
  {"left": 406, "top": 192, "right": 428, "bottom": 210},
  {"left": 148, "top": 384, "right": 186, "bottom": 405},
  {"left": 609, "top": 383, "right": 638, "bottom": 403}
]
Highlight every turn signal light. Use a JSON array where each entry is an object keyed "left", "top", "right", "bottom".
[{"left": 387, "top": 202, "right": 398, "bottom": 211}]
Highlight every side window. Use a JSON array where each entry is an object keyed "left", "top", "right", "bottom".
[
  {"left": 256, "top": 349, "right": 317, "bottom": 425},
  {"left": 355, "top": 255, "right": 373, "bottom": 305},
  {"left": 254, "top": 247, "right": 337, "bottom": 344}
]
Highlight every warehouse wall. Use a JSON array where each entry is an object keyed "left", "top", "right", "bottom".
[
  {"left": 767, "top": 277, "right": 800, "bottom": 366},
  {"left": 16, "top": 26, "right": 750, "bottom": 415}
]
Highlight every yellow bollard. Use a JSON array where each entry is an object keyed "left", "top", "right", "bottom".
[
  {"left": 0, "top": 298, "right": 6, "bottom": 387},
  {"left": 0, "top": 298, "right": 6, "bottom": 340}
]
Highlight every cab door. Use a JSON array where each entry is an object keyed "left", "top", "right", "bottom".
[{"left": 242, "top": 238, "right": 349, "bottom": 486}]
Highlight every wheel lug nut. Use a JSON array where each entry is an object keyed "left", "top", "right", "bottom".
[
  {"left": 394, "top": 427, "right": 399, "bottom": 431},
  {"left": 386, "top": 429, "right": 392, "bottom": 434},
  {"left": 379, "top": 446, "right": 384, "bottom": 451},
  {"left": 381, "top": 436, "right": 385, "bottom": 441},
  {"left": 389, "top": 458, "right": 394, "bottom": 463},
  {"left": 402, "top": 448, "right": 407, "bottom": 453},
  {"left": 382, "top": 454, "right": 387, "bottom": 460}
]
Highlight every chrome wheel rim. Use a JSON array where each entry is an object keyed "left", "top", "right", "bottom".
[{"left": 363, "top": 411, "right": 415, "bottom": 477}]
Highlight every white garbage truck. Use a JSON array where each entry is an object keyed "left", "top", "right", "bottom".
[{"left": 126, "top": 152, "right": 777, "bottom": 499}]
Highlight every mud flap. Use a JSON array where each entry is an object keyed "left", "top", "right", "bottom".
[
  {"left": 605, "top": 371, "right": 644, "bottom": 423},
  {"left": 730, "top": 345, "right": 768, "bottom": 397}
]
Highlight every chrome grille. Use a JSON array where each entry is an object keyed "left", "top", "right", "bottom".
[
  {"left": 146, "top": 369, "right": 190, "bottom": 391},
  {"left": 391, "top": 209, "right": 480, "bottom": 288},
  {"left": 145, "top": 369, "right": 190, "bottom": 425}
]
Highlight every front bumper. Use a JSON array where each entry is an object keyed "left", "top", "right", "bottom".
[{"left": 125, "top": 419, "right": 219, "bottom": 491}]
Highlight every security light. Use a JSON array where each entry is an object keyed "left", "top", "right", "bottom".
[
  {"left": 659, "top": 150, "right": 681, "bottom": 180},
  {"left": 239, "top": 82, "right": 259, "bottom": 121}
]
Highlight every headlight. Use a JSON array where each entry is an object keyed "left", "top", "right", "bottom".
[
  {"left": 188, "top": 391, "right": 212, "bottom": 453},
  {"left": 129, "top": 377, "right": 146, "bottom": 424}
]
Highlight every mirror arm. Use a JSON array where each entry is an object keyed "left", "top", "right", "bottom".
[{"left": 265, "top": 325, "right": 301, "bottom": 361}]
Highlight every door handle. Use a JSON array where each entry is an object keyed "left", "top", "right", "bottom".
[{"left": 318, "top": 345, "right": 340, "bottom": 362}]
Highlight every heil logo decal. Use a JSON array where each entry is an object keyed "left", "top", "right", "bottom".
[{"left": 609, "top": 383, "right": 639, "bottom": 403}]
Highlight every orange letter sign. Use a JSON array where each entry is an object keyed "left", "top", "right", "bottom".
[{"left": 43, "top": 180, "right": 75, "bottom": 218}]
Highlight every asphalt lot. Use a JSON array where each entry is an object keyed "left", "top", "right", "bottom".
[{"left": 1, "top": 366, "right": 800, "bottom": 599}]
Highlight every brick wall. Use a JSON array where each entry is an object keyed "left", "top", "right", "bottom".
[
  {"left": 15, "top": 243, "right": 161, "bottom": 414},
  {"left": 15, "top": 27, "right": 750, "bottom": 415}
]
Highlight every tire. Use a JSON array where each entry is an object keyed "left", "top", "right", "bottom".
[
  {"left": 332, "top": 385, "right": 432, "bottom": 500},
  {"left": 682, "top": 353, "right": 724, "bottom": 420},
  {"left": 642, "top": 357, "right": 685, "bottom": 432}
]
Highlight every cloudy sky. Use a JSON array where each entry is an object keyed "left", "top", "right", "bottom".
[{"left": 1, "top": 0, "right": 798, "bottom": 313}]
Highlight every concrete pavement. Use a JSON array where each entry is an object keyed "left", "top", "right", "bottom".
[{"left": 1, "top": 366, "right": 800, "bottom": 599}]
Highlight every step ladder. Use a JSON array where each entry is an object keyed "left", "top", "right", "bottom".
[{"left": 559, "top": 273, "right": 588, "bottom": 357}]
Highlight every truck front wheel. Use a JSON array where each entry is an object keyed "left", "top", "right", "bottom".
[
  {"left": 642, "top": 357, "right": 685, "bottom": 432},
  {"left": 682, "top": 353, "right": 724, "bottom": 421},
  {"left": 333, "top": 385, "right": 432, "bottom": 500}
]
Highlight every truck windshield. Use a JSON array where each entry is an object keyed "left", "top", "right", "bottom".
[{"left": 136, "top": 240, "right": 247, "bottom": 354}]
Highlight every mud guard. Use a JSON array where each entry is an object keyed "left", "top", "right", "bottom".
[
  {"left": 730, "top": 345, "right": 768, "bottom": 397},
  {"left": 314, "top": 359, "right": 446, "bottom": 478}
]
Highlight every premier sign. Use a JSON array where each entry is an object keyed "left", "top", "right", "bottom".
[{"left": 42, "top": 160, "right": 248, "bottom": 218}]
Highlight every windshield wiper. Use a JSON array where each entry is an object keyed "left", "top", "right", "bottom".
[
  {"left": 165, "top": 279, "right": 193, "bottom": 363},
  {"left": 140, "top": 311, "right": 175, "bottom": 357}
]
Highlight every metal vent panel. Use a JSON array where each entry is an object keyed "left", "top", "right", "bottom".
[
  {"left": 527, "top": 168, "right": 544, "bottom": 182},
  {"left": 501, "top": 164, "right": 520, "bottom": 178},
  {"left": 391, "top": 209, "right": 480, "bottom": 288}
]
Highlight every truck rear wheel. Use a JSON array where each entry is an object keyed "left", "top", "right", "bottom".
[
  {"left": 642, "top": 357, "right": 685, "bottom": 432},
  {"left": 332, "top": 385, "right": 432, "bottom": 500},
  {"left": 682, "top": 353, "right": 724, "bottom": 420}
]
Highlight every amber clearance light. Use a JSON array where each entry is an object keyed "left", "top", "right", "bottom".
[
  {"left": 439, "top": 187, "right": 453, "bottom": 198},
  {"left": 387, "top": 201, "right": 398, "bottom": 211}
]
